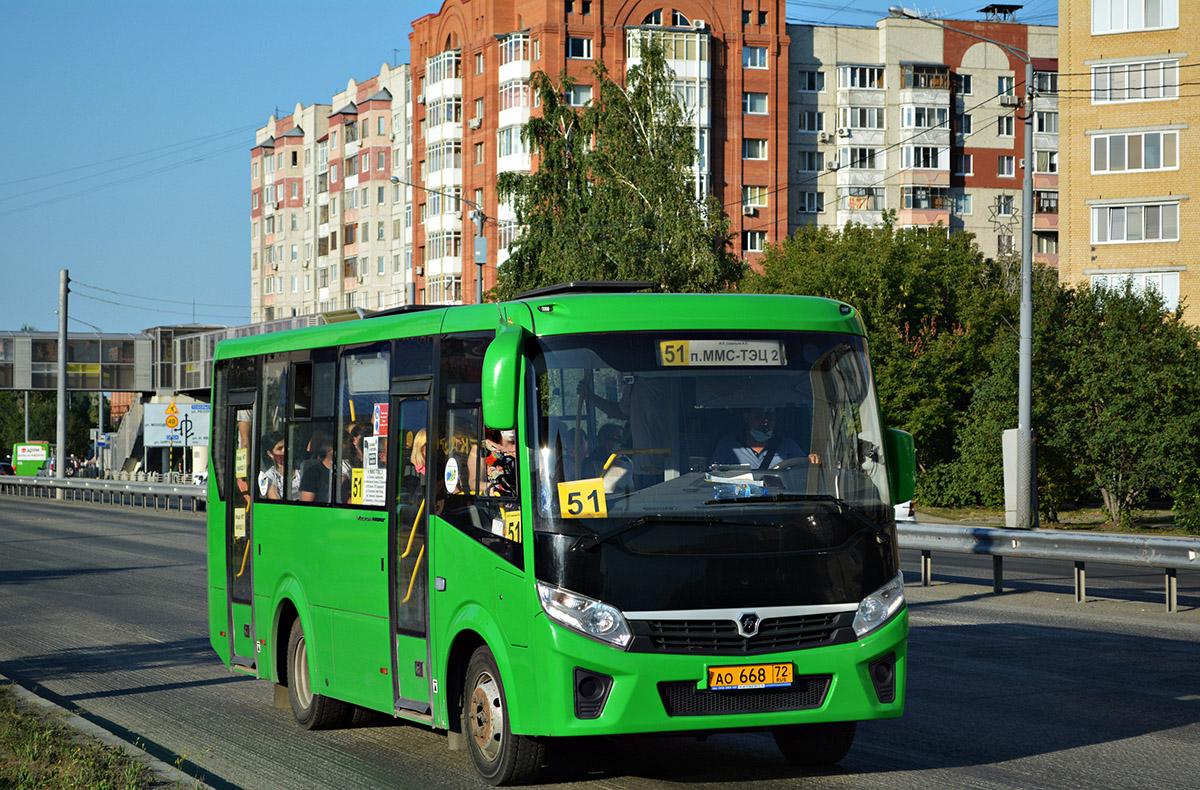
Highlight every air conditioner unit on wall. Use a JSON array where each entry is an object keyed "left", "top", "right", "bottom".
[
  {"left": 742, "top": 205, "right": 756, "bottom": 216},
  {"left": 1000, "top": 94, "right": 1018, "bottom": 106},
  {"left": 693, "top": 19, "right": 707, "bottom": 30},
  {"left": 837, "top": 127, "right": 850, "bottom": 137},
  {"left": 417, "top": 94, "right": 426, "bottom": 105},
  {"left": 818, "top": 131, "right": 831, "bottom": 143},
  {"left": 467, "top": 118, "right": 481, "bottom": 130},
  {"left": 826, "top": 161, "right": 840, "bottom": 171}
]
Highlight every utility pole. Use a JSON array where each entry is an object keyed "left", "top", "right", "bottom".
[{"left": 56, "top": 269, "right": 68, "bottom": 495}]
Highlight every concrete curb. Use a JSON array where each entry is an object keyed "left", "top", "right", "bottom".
[{"left": 0, "top": 672, "right": 214, "bottom": 789}]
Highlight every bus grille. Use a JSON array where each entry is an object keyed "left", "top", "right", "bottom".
[
  {"left": 631, "top": 612, "right": 853, "bottom": 655},
  {"left": 658, "top": 675, "right": 831, "bottom": 717}
]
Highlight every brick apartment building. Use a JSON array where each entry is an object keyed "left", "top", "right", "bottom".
[
  {"left": 406, "top": 0, "right": 792, "bottom": 301},
  {"left": 788, "top": 8, "right": 1058, "bottom": 263},
  {"left": 250, "top": 64, "right": 415, "bottom": 323},
  {"left": 249, "top": 4, "right": 1066, "bottom": 318},
  {"left": 1060, "top": 0, "right": 1193, "bottom": 313}
]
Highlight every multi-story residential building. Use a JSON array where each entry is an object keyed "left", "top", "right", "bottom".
[
  {"left": 250, "top": 64, "right": 414, "bottom": 323},
  {"left": 408, "top": 0, "right": 792, "bottom": 302},
  {"left": 1060, "top": 0, "right": 1192, "bottom": 313},
  {"left": 788, "top": 8, "right": 1058, "bottom": 262}
]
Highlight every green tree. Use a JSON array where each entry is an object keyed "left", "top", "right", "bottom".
[
  {"left": 494, "top": 41, "right": 743, "bottom": 299},
  {"left": 746, "top": 219, "right": 1012, "bottom": 478},
  {"left": 1058, "top": 284, "right": 1200, "bottom": 527}
]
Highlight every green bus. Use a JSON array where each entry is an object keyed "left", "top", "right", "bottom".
[{"left": 207, "top": 285, "right": 914, "bottom": 785}]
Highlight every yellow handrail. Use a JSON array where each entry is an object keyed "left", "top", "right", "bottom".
[
  {"left": 402, "top": 545, "right": 425, "bottom": 603},
  {"left": 401, "top": 499, "right": 425, "bottom": 559}
]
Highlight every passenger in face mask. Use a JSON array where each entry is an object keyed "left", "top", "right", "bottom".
[{"left": 709, "top": 407, "right": 819, "bottom": 471}]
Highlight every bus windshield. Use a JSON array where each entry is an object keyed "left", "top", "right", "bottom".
[{"left": 529, "top": 331, "right": 893, "bottom": 570}]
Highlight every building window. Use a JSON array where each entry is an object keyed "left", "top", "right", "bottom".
[
  {"left": 797, "top": 192, "right": 824, "bottom": 213},
  {"left": 997, "top": 116, "right": 1015, "bottom": 137},
  {"left": 952, "top": 193, "right": 973, "bottom": 215},
  {"left": 1034, "top": 111, "right": 1058, "bottom": 133},
  {"left": 499, "top": 80, "right": 529, "bottom": 110},
  {"left": 566, "top": 37, "right": 592, "bottom": 59},
  {"left": 498, "top": 126, "right": 527, "bottom": 157},
  {"left": 742, "top": 186, "right": 768, "bottom": 207},
  {"left": 743, "top": 46, "right": 768, "bottom": 69},
  {"left": 996, "top": 195, "right": 1015, "bottom": 216},
  {"left": 1036, "top": 233, "right": 1058, "bottom": 255},
  {"left": 843, "top": 106, "right": 886, "bottom": 129},
  {"left": 743, "top": 139, "right": 768, "bottom": 160},
  {"left": 797, "top": 70, "right": 825, "bottom": 92},
  {"left": 378, "top": 222, "right": 385, "bottom": 241},
  {"left": 902, "top": 186, "right": 948, "bottom": 210},
  {"left": 475, "top": 142, "right": 485, "bottom": 164},
  {"left": 900, "top": 106, "right": 947, "bottom": 129},
  {"left": 954, "top": 72, "right": 973, "bottom": 94},
  {"left": 1035, "top": 150, "right": 1058, "bottom": 174},
  {"left": 743, "top": 230, "right": 767, "bottom": 252},
  {"left": 902, "top": 146, "right": 946, "bottom": 170},
  {"left": 1036, "top": 190, "right": 1059, "bottom": 214},
  {"left": 798, "top": 111, "right": 825, "bottom": 131},
  {"left": 998, "top": 235, "right": 1014, "bottom": 255},
  {"left": 1092, "top": 60, "right": 1178, "bottom": 103},
  {"left": 998, "top": 76, "right": 1015, "bottom": 97},
  {"left": 1091, "top": 271, "right": 1180, "bottom": 310},
  {"left": 900, "top": 64, "right": 950, "bottom": 89},
  {"left": 1092, "top": 130, "right": 1178, "bottom": 173},
  {"left": 839, "top": 186, "right": 885, "bottom": 211},
  {"left": 842, "top": 147, "right": 882, "bottom": 169},
  {"left": 998, "top": 155, "right": 1015, "bottom": 177},
  {"left": 797, "top": 151, "right": 824, "bottom": 172},
  {"left": 1034, "top": 71, "right": 1058, "bottom": 93},
  {"left": 838, "top": 66, "right": 884, "bottom": 89},
  {"left": 1092, "top": 202, "right": 1179, "bottom": 244},
  {"left": 476, "top": 52, "right": 484, "bottom": 73},
  {"left": 565, "top": 84, "right": 593, "bottom": 106},
  {"left": 743, "top": 92, "right": 768, "bottom": 114},
  {"left": 1092, "top": 0, "right": 1179, "bottom": 34},
  {"left": 959, "top": 114, "right": 973, "bottom": 135},
  {"left": 954, "top": 153, "right": 973, "bottom": 175}
]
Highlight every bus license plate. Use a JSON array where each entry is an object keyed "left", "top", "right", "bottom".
[{"left": 707, "top": 662, "right": 793, "bottom": 691}]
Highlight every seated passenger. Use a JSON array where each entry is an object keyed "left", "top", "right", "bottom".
[
  {"left": 299, "top": 431, "right": 334, "bottom": 503},
  {"left": 710, "top": 407, "right": 817, "bottom": 470},
  {"left": 258, "top": 431, "right": 286, "bottom": 500}
]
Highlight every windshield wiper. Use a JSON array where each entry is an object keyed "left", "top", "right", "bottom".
[
  {"left": 570, "top": 514, "right": 766, "bottom": 553},
  {"left": 705, "top": 493, "right": 890, "bottom": 535}
]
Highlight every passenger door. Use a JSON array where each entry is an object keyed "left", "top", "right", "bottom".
[
  {"left": 387, "top": 381, "right": 433, "bottom": 714},
  {"left": 224, "top": 392, "right": 258, "bottom": 670}
]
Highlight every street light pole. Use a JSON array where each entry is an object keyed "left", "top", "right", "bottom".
[
  {"left": 390, "top": 175, "right": 488, "bottom": 305},
  {"left": 889, "top": 7, "right": 1036, "bottom": 527}
]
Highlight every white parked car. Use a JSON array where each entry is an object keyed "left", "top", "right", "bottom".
[{"left": 894, "top": 501, "right": 915, "bottom": 522}]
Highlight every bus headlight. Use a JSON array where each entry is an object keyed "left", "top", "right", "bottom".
[
  {"left": 852, "top": 572, "right": 905, "bottom": 638},
  {"left": 537, "top": 582, "right": 632, "bottom": 649}
]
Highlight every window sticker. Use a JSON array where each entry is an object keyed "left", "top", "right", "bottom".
[
  {"left": 444, "top": 457, "right": 460, "bottom": 494},
  {"left": 557, "top": 478, "right": 607, "bottom": 518},
  {"left": 504, "top": 508, "right": 523, "bottom": 542},
  {"left": 235, "top": 448, "right": 249, "bottom": 478}
]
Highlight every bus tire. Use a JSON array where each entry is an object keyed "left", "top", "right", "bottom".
[
  {"left": 463, "top": 646, "right": 544, "bottom": 785},
  {"left": 286, "top": 617, "right": 348, "bottom": 730},
  {"left": 773, "top": 721, "right": 857, "bottom": 766}
]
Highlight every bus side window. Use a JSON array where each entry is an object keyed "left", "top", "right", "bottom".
[{"left": 338, "top": 346, "right": 390, "bottom": 506}]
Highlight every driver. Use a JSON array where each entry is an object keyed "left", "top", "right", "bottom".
[{"left": 710, "top": 407, "right": 818, "bottom": 470}]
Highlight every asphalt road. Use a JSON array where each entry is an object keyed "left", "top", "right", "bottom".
[{"left": 0, "top": 496, "right": 1197, "bottom": 789}]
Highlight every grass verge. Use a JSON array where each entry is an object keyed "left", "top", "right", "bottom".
[{"left": 0, "top": 683, "right": 163, "bottom": 789}]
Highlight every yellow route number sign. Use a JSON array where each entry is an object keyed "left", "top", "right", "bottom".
[
  {"left": 503, "top": 509, "right": 523, "bottom": 543},
  {"left": 557, "top": 478, "right": 607, "bottom": 519}
]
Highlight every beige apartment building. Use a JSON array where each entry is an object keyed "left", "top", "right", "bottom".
[
  {"left": 249, "top": 64, "right": 415, "bottom": 323},
  {"left": 789, "top": 9, "right": 1059, "bottom": 263},
  {"left": 1060, "top": 0, "right": 1191, "bottom": 312}
]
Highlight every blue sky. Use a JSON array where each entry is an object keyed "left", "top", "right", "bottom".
[{"left": 0, "top": 1, "right": 1055, "bottom": 334}]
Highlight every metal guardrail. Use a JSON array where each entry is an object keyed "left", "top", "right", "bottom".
[
  {"left": 899, "top": 523, "right": 1200, "bottom": 613},
  {"left": 0, "top": 475, "right": 206, "bottom": 513}
]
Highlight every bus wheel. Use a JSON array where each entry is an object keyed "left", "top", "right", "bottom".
[
  {"left": 286, "top": 618, "right": 348, "bottom": 730},
  {"left": 773, "top": 721, "right": 857, "bottom": 766},
  {"left": 464, "top": 646, "right": 544, "bottom": 785}
]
